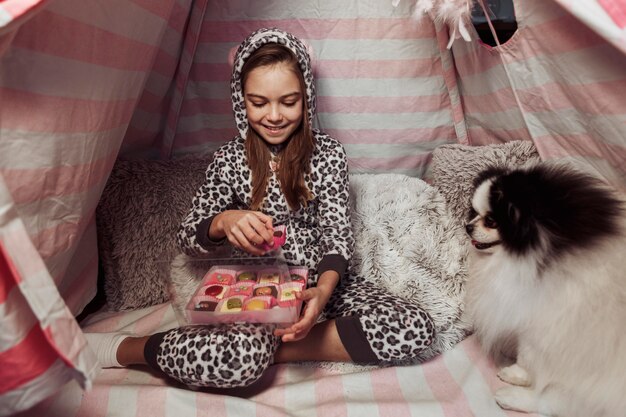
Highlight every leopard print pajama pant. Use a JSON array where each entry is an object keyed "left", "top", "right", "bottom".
[{"left": 144, "top": 276, "right": 435, "bottom": 388}]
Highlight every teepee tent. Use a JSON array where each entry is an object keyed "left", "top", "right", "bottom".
[{"left": 0, "top": 0, "right": 624, "bottom": 414}]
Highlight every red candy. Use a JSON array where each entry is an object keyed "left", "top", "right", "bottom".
[{"left": 205, "top": 285, "right": 225, "bottom": 297}]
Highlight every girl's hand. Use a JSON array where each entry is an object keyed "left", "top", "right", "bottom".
[
  {"left": 274, "top": 271, "right": 339, "bottom": 342},
  {"left": 212, "top": 210, "right": 274, "bottom": 255},
  {"left": 274, "top": 286, "right": 332, "bottom": 342}
]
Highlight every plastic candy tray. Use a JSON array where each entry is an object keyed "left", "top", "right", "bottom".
[{"left": 185, "top": 264, "right": 307, "bottom": 325}]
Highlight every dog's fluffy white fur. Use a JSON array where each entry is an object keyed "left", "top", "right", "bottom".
[{"left": 464, "top": 164, "right": 626, "bottom": 417}]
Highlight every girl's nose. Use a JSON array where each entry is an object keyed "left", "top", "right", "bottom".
[{"left": 267, "top": 104, "right": 283, "bottom": 122}]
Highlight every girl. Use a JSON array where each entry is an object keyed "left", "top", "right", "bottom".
[{"left": 86, "top": 28, "right": 435, "bottom": 388}]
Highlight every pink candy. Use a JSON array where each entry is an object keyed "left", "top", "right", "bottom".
[{"left": 258, "top": 225, "right": 287, "bottom": 252}]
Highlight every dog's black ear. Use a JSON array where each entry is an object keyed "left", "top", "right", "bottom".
[{"left": 507, "top": 202, "right": 520, "bottom": 225}]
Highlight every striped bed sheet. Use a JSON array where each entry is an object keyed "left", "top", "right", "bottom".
[{"left": 14, "top": 303, "right": 541, "bottom": 417}]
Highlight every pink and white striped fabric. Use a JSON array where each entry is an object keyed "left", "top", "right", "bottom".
[
  {"left": 15, "top": 302, "right": 540, "bottom": 417},
  {"left": 0, "top": 0, "right": 200, "bottom": 414},
  {"left": 166, "top": 0, "right": 460, "bottom": 177},
  {"left": 1, "top": 0, "right": 626, "bottom": 415},
  {"left": 452, "top": 0, "right": 626, "bottom": 189}
]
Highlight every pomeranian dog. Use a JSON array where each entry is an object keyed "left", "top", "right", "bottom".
[{"left": 464, "top": 163, "right": 626, "bottom": 417}]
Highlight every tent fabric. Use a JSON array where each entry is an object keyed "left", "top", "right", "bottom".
[
  {"left": 0, "top": 0, "right": 200, "bottom": 413},
  {"left": 164, "top": 0, "right": 460, "bottom": 177},
  {"left": 556, "top": 0, "right": 626, "bottom": 52},
  {"left": 452, "top": 0, "right": 626, "bottom": 189},
  {"left": 0, "top": 0, "right": 625, "bottom": 414}
]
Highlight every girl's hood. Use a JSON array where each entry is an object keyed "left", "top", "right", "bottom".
[{"left": 230, "top": 28, "right": 316, "bottom": 139}]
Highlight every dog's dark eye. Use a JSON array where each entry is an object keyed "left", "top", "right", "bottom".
[{"left": 483, "top": 215, "right": 497, "bottom": 229}]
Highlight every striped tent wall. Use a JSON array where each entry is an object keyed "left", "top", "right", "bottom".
[
  {"left": 0, "top": 0, "right": 198, "bottom": 413},
  {"left": 451, "top": 0, "right": 626, "bottom": 189},
  {"left": 166, "top": 0, "right": 462, "bottom": 178}
]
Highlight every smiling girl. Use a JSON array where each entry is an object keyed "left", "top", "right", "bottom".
[{"left": 85, "top": 28, "right": 435, "bottom": 389}]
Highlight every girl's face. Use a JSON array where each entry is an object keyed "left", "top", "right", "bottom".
[{"left": 244, "top": 62, "right": 304, "bottom": 146}]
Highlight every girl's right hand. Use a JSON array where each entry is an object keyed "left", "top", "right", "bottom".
[{"left": 211, "top": 210, "right": 275, "bottom": 255}]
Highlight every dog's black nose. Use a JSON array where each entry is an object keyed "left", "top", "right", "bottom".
[{"left": 465, "top": 224, "right": 474, "bottom": 235}]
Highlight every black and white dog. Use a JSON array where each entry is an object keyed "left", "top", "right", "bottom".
[{"left": 464, "top": 164, "right": 626, "bottom": 417}]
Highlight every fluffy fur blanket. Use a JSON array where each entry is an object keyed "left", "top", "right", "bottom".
[{"left": 169, "top": 173, "right": 470, "bottom": 372}]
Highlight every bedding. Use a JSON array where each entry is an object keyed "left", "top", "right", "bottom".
[{"left": 14, "top": 302, "right": 541, "bottom": 417}]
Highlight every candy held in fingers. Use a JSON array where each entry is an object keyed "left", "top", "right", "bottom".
[{"left": 258, "top": 225, "right": 287, "bottom": 251}]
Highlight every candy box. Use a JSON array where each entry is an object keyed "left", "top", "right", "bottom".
[{"left": 185, "top": 265, "right": 308, "bottom": 325}]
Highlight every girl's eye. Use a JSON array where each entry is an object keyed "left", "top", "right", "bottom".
[
  {"left": 251, "top": 102, "right": 265, "bottom": 108},
  {"left": 483, "top": 215, "right": 497, "bottom": 229},
  {"left": 283, "top": 101, "right": 297, "bottom": 107}
]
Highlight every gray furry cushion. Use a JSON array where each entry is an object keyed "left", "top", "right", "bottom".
[
  {"left": 96, "top": 156, "right": 212, "bottom": 311},
  {"left": 430, "top": 141, "right": 540, "bottom": 226},
  {"left": 169, "top": 173, "right": 470, "bottom": 371}
]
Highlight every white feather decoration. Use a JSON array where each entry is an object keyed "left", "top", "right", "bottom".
[{"left": 394, "top": 0, "right": 474, "bottom": 48}]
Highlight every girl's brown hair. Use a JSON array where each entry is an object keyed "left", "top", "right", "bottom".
[{"left": 241, "top": 43, "right": 315, "bottom": 211}]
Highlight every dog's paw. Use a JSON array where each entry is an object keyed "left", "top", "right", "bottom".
[
  {"left": 497, "top": 364, "right": 531, "bottom": 386},
  {"left": 495, "top": 386, "right": 538, "bottom": 413}
]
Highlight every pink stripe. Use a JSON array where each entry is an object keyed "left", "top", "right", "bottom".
[
  {"left": 136, "top": 385, "right": 167, "bottom": 417},
  {"left": 133, "top": 89, "right": 170, "bottom": 117},
  {"left": 421, "top": 353, "right": 474, "bottom": 417},
  {"left": 349, "top": 154, "right": 431, "bottom": 171},
  {"left": 0, "top": 88, "right": 136, "bottom": 132},
  {"left": 255, "top": 365, "right": 287, "bottom": 417},
  {"left": 318, "top": 95, "right": 450, "bottom": 114},
  {"left": 200, "top": 18, "right": 436, "bottom": 42},
  {"left": 31, "top": 220, "right": 89, "bottom": 262},
  {"left": 318, "top": 58, "right": 442, "bottom": 79},
  {"left": 462, "top": 88, "right": 520, "bottom": 115},
  {"left": 464, "top": 81, "right": 626, "bottom": 115},
  {"left": 152, "top": 47, "right": 182, "bottom": 79},
  {"left": 191, "top": 58, "right": 441, "bottom": 83},
  {"left": 131, "top": 0, "right": 176, "bottom": 20},
  {"left": 75, "top": 369, "right": 130, "bottom": 417},
  {"left": 314, "top": 367, "right": 347, "bottom": 417},
  {"left": 327, "top": 127, "right": 457, "bottom": 144},
  {"left": 534, "top": 134, "right": 626, "bottom": 171},
  {"left": 0, "top": 325, "right": 59, "bottom": 394},
  {"left": 196, "top": 389, "right": 226, "bottom": 417},
  {"left": 180, "top": 95, "right": 449, "bottom": 117},
  {"left": 599, "top": 0, "right": 626, "bottom": 28},
  {"left": 517, "top": 81, "right": 626, "bottom": 115},
  {"left": 13, "top": 11, "right": 166, "bottom": 72},
  {"left": 370, "top": 367, "right": 411, "bottom": 417},
  {"left": 2, "top": 151, "right": 117, "bottom": 205},
  {"left": 466, "top": 126, "right": 533, "bottom": 145}
]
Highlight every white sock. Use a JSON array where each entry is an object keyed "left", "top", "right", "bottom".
[{"left": 83, "top": 331, "right": 133, "bottom": 368}]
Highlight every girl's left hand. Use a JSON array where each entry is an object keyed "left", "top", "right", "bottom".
[{"left": 274, "top": 286, "right": 332, "bottom": 342}]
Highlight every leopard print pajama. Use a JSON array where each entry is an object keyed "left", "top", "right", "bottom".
[
  {"left": 145, "top": 275, "right": 434, "bottom": 388},
  {"left": 144, "top": 28, "right": 434, "bottom": 389}
]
